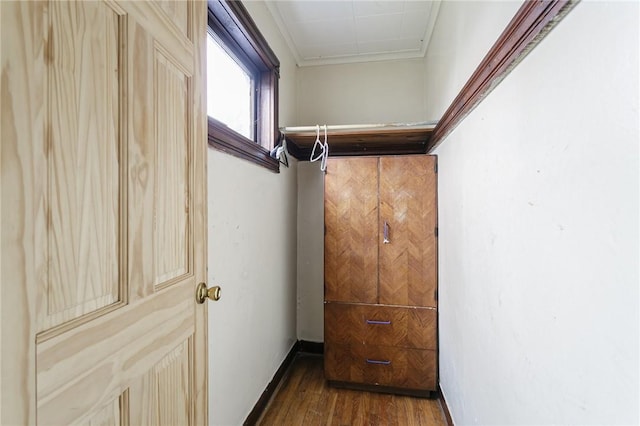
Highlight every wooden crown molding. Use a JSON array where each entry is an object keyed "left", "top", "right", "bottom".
[{"left": 427, "top": 0, "right": 578, "bottom": 152}]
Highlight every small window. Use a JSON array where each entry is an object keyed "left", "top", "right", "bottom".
[
  {"left": 207, "top": 0, "right": 280, "bottom": 172},
  {"left": 207, "top": 34, "right": 254, "bottom": 140}
]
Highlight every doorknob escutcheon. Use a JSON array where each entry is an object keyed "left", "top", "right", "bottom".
[{"left": 196, "top": 282, "right": 221, "bottom": 304}]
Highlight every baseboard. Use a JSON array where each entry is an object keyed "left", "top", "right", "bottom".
[
  {"left": 298, "top": 340, "right": 324, "bottom": 354},
  {"left": 243, "top": 340, "right": 448, "bottom": 425},
  {"left": 437, "top": 384, "right": 454, "bottom": 426},
  {"left": 243, "top": 341, "right": 301, "bottom": 425}
]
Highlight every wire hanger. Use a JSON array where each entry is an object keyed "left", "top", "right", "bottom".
[
  {"left": 279, "top": 136, "right": 289, "bottom": 167},
  {"left": 321, "top": 125, "right": 329, "bottom": 172},
  {"left": 270, "top": 133, "right": 289, "bottom": 167},
  {"left": 310, "top": 124, "right": 329, "bottom": 172},
  {"left": 310, "top": 125, "right": 324, "bottom": 162}
]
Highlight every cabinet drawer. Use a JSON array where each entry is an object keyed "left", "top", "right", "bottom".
[
  {"left": 325, "top": 303, "right": 436, "bottom": 350},
  {"left": 325, "top": 343, "right": 437, "bottom": 390}
]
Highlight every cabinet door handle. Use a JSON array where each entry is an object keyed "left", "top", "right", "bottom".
[
  {"left": 383, "top": 221, "right": 390, "bottom": 244},
  {"left": 366, "top": 359, "right": 391, "bottom": 365},
  {"left": 366, "top": 319, "right": 391, "bottom": 325}
]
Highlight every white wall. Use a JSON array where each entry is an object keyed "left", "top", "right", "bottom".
[
  {"left": 296, "top": 162, "right": 324, "bottom": 342},
  {"left": 207, "top": 1, "right": 299, "bottom": 424},
  {"left": 423, "top": 1, "right": 520, "bottom": 118},
  {"left": 296, "top": 59, "right": 429, "bottom": 125},
  {"left": 429, "top": 2, "right": 639, "bottom": 424}
]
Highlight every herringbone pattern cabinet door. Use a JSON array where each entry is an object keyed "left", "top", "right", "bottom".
[
  {"left": 324, "top": 157, "right": 379, "bottom": 303},
  {"left": 379, "top": 156, "right": 437, "bottom": 307},
  {"left": 324, "top": 155, "right": 438, "bottom": 394}
]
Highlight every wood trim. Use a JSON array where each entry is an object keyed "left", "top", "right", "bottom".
[
  {"left": 258, "top": 69, "right": 279, "bottom": 157},
  {"left": 283, "top": 128, "right": 432, "bottom": 160},
  {"left": 427, "top": 0, "right": 578, "bottom": 152},
  {"left": 206, "top": 0, "right": 281, "bottom": 169},
  {"left": 294, "top": 142, "right": 427, "bottom": 159},
  {"left": 438, "top": 384, "right": 454, "bottom": 426},
  {"left": 283, "top": 136, "right": 306, "bottom": 160},
  {"left": 207, "top": 6, "right": 259, "bottom": 76},
  {"left": 243, "top": 341, "right": 301, "bottom": 425},
  {"left": 298, "top": 340, "right": 324, "bottom": 355},
  {"left": 208, "top": 117, "right": 279, "bottom": 173},
  {"left": 243, "top": 340, "right": 321, "bottom": 424},
  {"left": 259, "top": 356, "right": 445, "bottom": 424},
  {"left": 193, "top": 1, "right": 209, "bottom": 425},
  {"left": 243, "top": 340, "right": 445, "bottom": 423},
  {"left": 208, "top": 0, "right": 279, "bottom": 74}
]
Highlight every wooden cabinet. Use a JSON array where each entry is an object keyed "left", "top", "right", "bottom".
[{"left": 324, "top": 155, "right": 438, "bottom": 395}]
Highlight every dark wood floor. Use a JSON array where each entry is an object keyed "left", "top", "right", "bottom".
[{"left": 257, "top": 354, "right": 447, "bottom": 426}]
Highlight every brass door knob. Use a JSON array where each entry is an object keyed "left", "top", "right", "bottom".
[{"left": 196, "top": 282, "right": 221, "bottom": 304}]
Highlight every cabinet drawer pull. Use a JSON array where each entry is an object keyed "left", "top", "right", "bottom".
[
  {"left": 366, "top": 359, "right": 391, "bottom": 365},
  {"left": 366, "top": 319, "right": 391, "bottom": 325},
  {"left": 383, "top": 221, "right": 390, "bottom": 244}
]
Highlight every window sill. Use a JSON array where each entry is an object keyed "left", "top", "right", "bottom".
[{"left": 207, "top": 117, "right": 279, "bottom": 173}]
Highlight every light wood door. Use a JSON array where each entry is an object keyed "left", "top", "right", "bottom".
[
  {"left": 1, "top": 1, "right": 208, "bottom": 424},
  {"left": 324, "top": 157, "right": 379, "bottom": 304},
  {"left": 379, "top": 156, "right": 438, "bottom": 307}
]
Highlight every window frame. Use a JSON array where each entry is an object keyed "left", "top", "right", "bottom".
[
  {"left": 207, "top": 0, "right": 280, "bottom": 172},
  {"left": 207, "top": 33, "right": 257, "bottom": 140}
]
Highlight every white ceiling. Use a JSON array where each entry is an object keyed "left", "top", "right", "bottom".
[{"left": 265, "top": 1, "right": 441, "bottom": 67}]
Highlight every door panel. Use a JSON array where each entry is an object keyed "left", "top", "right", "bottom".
[
  {"left": 129, "top": 339, "right": 191, "bottom": 425},
  {"left": 1, "top": 1, "right": 207, "bottom": 424},
  {"left": 324, "top": 157, "right": 379, "bottom": 304},
  {"left": 82, "top": 397, "right": 123, "bottom": 426},
  {"left": 36, "top": 285, "right": 194, "bottom": 426},
  {"left": 379, "top": 156, "right": 437, "bottom": 307},
  {"left": 156, "top": 0, "right": 190, "bottom": 38},
  {"left": 153, "top": 47, "right": 191, "bottom": 287},
  {"left": 39, "top": 0, "right": 124, "bottom": 334},
  {"left": 128, "top": 15, "right": 194, "bottom": 298}
]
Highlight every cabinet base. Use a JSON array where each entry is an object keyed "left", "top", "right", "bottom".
[{"left": 327, "top": 380, "right": 435, "bottom": 399}]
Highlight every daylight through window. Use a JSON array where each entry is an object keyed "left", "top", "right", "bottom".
[
  {"left": 207, "top": 34, "right": 254, "bottom": 140},
  {"left": 207, "top": 0, "right": 280, "bottom": 172}
]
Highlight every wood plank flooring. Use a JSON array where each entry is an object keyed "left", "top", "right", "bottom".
[{"left": 256, "top": 354, "right": 447, "bottom": 426}]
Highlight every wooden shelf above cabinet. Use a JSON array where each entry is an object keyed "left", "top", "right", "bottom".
[{"left": 283, "top": 127, "right": 434, "bottom": 159}]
